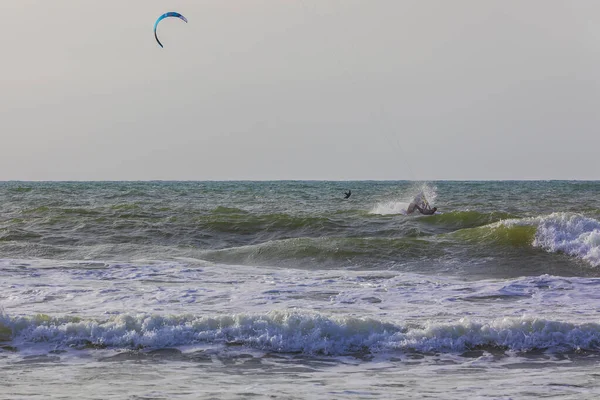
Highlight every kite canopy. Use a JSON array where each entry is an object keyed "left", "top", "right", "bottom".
[{"left": 154, "top": 12, "right": 188, "bottom": 48}]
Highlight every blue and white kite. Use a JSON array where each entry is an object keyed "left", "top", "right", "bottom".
[{"left": 154, "top": 12, "right": 188, "bottom": 48}]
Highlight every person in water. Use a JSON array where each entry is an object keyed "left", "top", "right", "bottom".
[
  {"left": 414, "top": 204, "right": 437, "bottom": 215},
  {"left": 344, "top": 190, "right": 351, "bottom": 199}
]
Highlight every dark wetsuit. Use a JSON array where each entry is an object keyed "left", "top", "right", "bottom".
[{"left": 414, "top": 205, "right": 436, "bottom": 215}]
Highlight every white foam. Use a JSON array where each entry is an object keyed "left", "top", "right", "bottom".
[
  {"left": 484, "top": 213, "right": 600, "bottom": 267},
  {"left": 399, "top": 316, "right": 600, "bottom": 353},
  {"left": 3, "top": 311, "right": 600, "bottom": 355},
  {"left": 532, "top": 213, "right": 600, "bottom": 267},
  {"left": 4, "top": 257, "right": 600, "bottom": 359}
]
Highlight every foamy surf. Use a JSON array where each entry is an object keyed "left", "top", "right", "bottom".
[
  {"left": 533, "top": 213, "right": 600, "bottom": 267},
  {"left": 452, "top": 213, "right": 600, "bottom": 267},
  {"left": 3, "top": 311, "right": 600, "bottom": 355}
]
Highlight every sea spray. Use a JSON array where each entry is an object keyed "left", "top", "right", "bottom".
[{"left": 370, "top": 182, "right": 438, "bottom": 215}]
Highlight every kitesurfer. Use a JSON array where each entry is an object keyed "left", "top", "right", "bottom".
[
  {"left": 344, "top": 190, "right": 351, "bottom": 199},
  {"left": 406, "top": 192, "right": 436, "bottom": 215},
  {"left": 414, "top": 204, "right": 437, "bottom": 215}
]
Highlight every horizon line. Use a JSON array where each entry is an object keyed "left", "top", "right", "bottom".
[{"left": 1, "top": 179, "right": 599, "bottom": 183}]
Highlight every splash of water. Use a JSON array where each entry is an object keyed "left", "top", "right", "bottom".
[{"left": 370, "top": 182, "right": 438, "bottom": 215}]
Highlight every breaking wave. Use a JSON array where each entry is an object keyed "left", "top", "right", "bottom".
[
  {"left": 533, "top": 213, "right": 600, "bottom": 267},
  {"left": 452, "top": 213, "right": 600, "bottom": 266},
  {"left": 2, "top": 311, "right": 600, "bottom": 355}
]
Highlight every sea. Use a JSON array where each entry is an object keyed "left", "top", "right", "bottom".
[{"left": 1, "top": 180, "right": 600, "bottom": 399}]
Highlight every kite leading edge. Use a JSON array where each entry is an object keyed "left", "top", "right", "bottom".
[{"left": 154, "top": 12, "right": 188, "bottom": 48}]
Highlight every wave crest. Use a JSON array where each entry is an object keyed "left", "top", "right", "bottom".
[
  {"left": 533, "top": 213, "right": 600, "bottom": 267},
  {"left": 450, "top": 213, "right": 600, "bottom": 266},
  {"left": 3, "top": 311, "right": 600, "bottom": 355},
  {"left": 424, "top": 211, "right": 516, "bottom": 229}
]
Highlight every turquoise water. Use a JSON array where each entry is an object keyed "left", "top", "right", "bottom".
[{"left": 1, "top": 181, "right": 600, "bottom": 398}]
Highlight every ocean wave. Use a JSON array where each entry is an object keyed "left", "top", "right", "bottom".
[
  {"left": 202, "top": 213, "right": 340, "bottom": 235},
  {"left": 533, "top": 213, "right": 600, "bottom": 267},
  {"left": 210, "top": 206, "right": 249, "bottom": 215},
  {"left": 450, "top": 213, "right": 600, "bottom": 267},
  {"left": 423, "top": 210, "right": 517, "bottom": 229},
  {"left": 2, "top": 311, "right": 600, "bottom": 355},
  {"left": 201, "top": 236, "right": 436, "bottom": 267},
  {"left": 450, "top": 222, "right": 537, "bottom": 248}
]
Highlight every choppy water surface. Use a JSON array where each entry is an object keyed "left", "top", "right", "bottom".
[{"left": 1, "top": 181, "right": 600, "bottom": 398}]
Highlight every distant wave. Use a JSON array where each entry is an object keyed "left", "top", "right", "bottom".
[
  {"left": 202, "top": 212, "right": 340, "bottom": 235},
  {"left": 422, "top": 210, "right": 517, "bottom": 229},
  {"left": 450, "top": 221, "right": 537, "bottom": 247},
  {"left": 3, "top": 311, "right": 600, "bottom": 355},
  {"left": 201, "top": 236, "right": 434, "bottom": 268},
  {"left": 3, "top": 210, "right": 598, "bottom": 269}
]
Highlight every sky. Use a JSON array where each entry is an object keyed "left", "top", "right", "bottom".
[{"left": 1, "top": 0, "right": 600, "bottom": 180}]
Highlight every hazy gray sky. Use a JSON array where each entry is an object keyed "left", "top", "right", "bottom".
[{"left": 2, "top": 1, "right": 599, "bottom": 180}]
